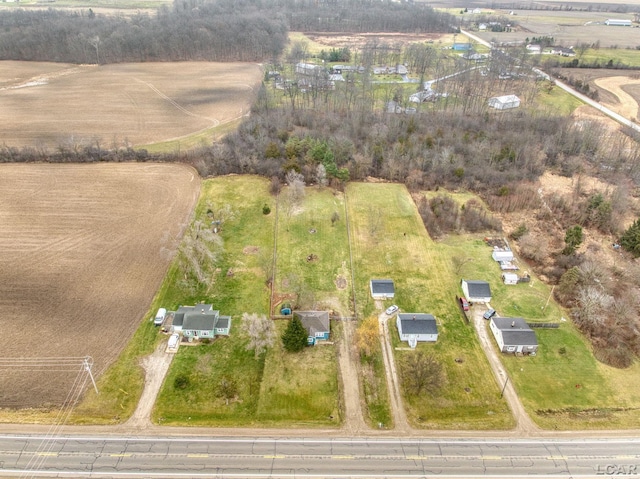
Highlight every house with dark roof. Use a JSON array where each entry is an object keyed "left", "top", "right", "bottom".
[
  {"left": 171, "top": 304, "right": 231, "bottom": 339},
  {"left": 489, "top": 317, "right": 538, "bottom": 354},
  {"left": 295, "top": 311, "right": 330, "bottom": 345},
  {"left": 370, "top": 279, "right": 395, "bottom": 299},
  {"left": 396, "top": 313, "right": 438, "bottom": 348},
  {"left": 461, "top": 279, "right": 492, "bottom": 303}
]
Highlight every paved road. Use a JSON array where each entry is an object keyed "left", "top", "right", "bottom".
[{"left": 1, "top": 434, "right": 639, "bottom": 478}]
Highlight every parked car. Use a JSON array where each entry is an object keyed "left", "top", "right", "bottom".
[
  {"left": 458, "top": 296, "right": 469, "bottom": 311},
  {"left": 154, "top": 308, "right": 167, "bottom": 325},
  {"left": 483, "top": 308, "right": 497, "bottom": 320},
  {"left": 385, "top": 305, "right": 399, "bottom": 315}
]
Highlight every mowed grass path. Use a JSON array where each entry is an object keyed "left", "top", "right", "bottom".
[{"left": 347, "top": 183, "right": 514, "bottom": 429}]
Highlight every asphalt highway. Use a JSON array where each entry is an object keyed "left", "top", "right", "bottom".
[{"left": 1, "top": 434, "right": 639, "bottom": 478}]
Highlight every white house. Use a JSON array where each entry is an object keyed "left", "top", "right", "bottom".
[
  {"left": 396, "top": 313, "right": 438, "bottom": 348},
  {"left": 461, "top": 279, "right": 492, "bottom": 303},
  {"left": 370, "top": 279, "right": 395, "bottom": 299},
  {"left": 490, "top": 317, "right": 538, "bottom": 354},
  {"left": 488, "top": 95, "right": 521, "bottom": 110}
]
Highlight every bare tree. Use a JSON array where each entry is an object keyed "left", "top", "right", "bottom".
[
  {"left": 178, "top": 220, "right": 222, "bottom": 291},
  {"left": 400, "top": 350, "right": 444, "bottom": 396},
  {"left": 355, "top": 316, "right": 380, "bottom": 357},
  {"left": 242, "top": 312, "right": 276, "bottom": 359},
  {"left": 216, "top": 375, "right": 238, "bottom": 406},
  {"left": 315, "top": 163, "right": 328, "bottom": 187}
]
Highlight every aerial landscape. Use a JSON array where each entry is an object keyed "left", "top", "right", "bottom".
[{"left": 1, "top": 0, "right": 640, "bottom": 476}]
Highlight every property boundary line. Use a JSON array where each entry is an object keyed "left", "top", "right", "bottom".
[{"left": 344, "top": 188, "right": 357, "bottom": 321}]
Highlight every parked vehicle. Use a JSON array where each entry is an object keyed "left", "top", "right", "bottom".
[
  {"left": 483, "top": 308, "right": 497, "bottom": 320},
  {"left": 458, "top": 296, "right": 469, "bottom": 311},
  {"left": 168, "top": 333, "right": 180, "bottom": 349},
  {"left": 154, "top": 308, "right": 167, "bottom": 325},
  {"left": 385, "top": 305, "right": 399, "bottom": 315}
]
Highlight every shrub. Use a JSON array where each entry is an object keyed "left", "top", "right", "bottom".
[
  {"left": 262, "top": 204, "right": 271, "bottom": 215},
  {"left": 174, "top": 374, "right": 190, "bottom": 390},
  {"left": 281, "top": 316, "right": 308, "bottom": 352}
]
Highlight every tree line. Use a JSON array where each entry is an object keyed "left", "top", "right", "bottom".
[
  {"left": 0, "top": 1, "right": 288, "bottom": 63},
  {"left": 0, "top": 0, "right": 454, "bottom": 64}
]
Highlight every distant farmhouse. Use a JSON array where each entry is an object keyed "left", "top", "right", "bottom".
[
  {"left": 396, "top": 313, "right": 438, "bottom": 348},
  {"left": 295, "top": 311, "right": 330, "bottom": 345},
  {"left": 605, "top": 18, "right": 632, "bottom": 26}
]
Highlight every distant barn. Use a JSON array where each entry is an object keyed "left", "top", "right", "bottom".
[
  {"left": 605, "top": 19, "right": 632, "bottom": 26},
  {"left": 488, "top": 94, "right": 520, "bottom": 110}
]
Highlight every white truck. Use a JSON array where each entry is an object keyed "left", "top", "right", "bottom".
[{"left": 154, "top": 308, "right": 167, "bottom": 326}]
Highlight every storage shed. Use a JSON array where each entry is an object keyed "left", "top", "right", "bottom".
[
  {"left": 370, "top": 279, "right": 395, "bottom": 299},
  {"left": 492, "top": 249, "right": 514, "bottom": 262},
  {"left": 502, "top": 273, "right": 518, "bottom": 285},
  {"left": 488, "top": 94, "right": 521, "bottom": 110}
]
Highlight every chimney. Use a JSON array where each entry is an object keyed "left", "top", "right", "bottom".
[{"left": 511, "top": 321, "right": 515, "bottom": 328}]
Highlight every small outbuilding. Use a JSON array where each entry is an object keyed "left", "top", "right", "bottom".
[
  {"left": 370, "top": 279, "right": 395, "bottom": 300},
  {"left": 295, "top": 311, "right": 330, "bottom": 345},
  {"left": 492, "top": 249, "right": 514, "bottom": 262},
  {"left": 488, "top": 94, "right": 521, "bottom": 110},
  {"left": 502, "top": 273, "right": 518, "bottom": 285},
  {"left": 461, "top": 279, "right": 492, "bottom": 303},
  {"left": 396, "top": 313, "right": 438, "bottom": 348},
  {"left": 489, "top": 317, "right": 538, "bottom": 354}
]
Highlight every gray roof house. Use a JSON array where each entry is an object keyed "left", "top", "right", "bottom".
[
  {"left": 489, "top": 317, "right": 538, "bottom": 354},
  {"left": 396, "top": 313, "right": 438, "bottom": 348},
  {"left": 461, "top": 279, "right": 492, "bottom": 303},
  {"left": 370, "top": 279, "right": 395, "bottom": 299},
  {"left": 171, "top": 304, "right": 231, "bottom": 339},
  {"left": 295, "top": 311, "right": 330, "bottom": 345}
]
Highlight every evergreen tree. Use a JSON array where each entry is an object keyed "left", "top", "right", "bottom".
[
  {"left": 620, "top": 219, "right": 640, "bottom": 257},
  {"left": 281, "top": 316, "right": 308, "bottom": 352},
  {"left": 563, "top": 225, "right": 583, "bottom": 255}
]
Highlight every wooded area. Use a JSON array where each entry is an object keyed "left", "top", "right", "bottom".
[{"left": 0, "top": 0, "right": 453, "bottom": 64}]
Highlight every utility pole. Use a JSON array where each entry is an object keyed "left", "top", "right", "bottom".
[
  {"left": 500, "top": 376, "right": 509, "bottom": 398},
  {"left": 83, "top": 356, "right": 99, "bottom": 395}
]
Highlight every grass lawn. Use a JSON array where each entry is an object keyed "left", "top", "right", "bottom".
[
  {"left": 534, "top": 84, "right": 585, "bottom": 116},
  {"left": 152, "top": 178, "right": 341, "bottom": 427},
  {"left": 432, "top": 191, "right": 640, "bottom": 429},
  {"left": 347, "top": 182, "right": 513, "bottom": 429},
  {"left": 256, "top": 321, "right": 340, "bottom": 427},
  {"left": 275, "top": 187, "right": 352, "bottom": 315},
  {"left": 574, "top": 48, "right": 640, "bottom": 68}
]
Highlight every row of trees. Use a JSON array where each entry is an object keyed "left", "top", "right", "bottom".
[{"left": 0, "top": 2, "right": 287, "bottom": 63}]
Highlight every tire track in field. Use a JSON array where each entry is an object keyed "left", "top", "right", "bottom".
[
  {"left": 134, "top": 78, "right": 219, "bottom": 125},
  {"left": 594, "top": 76, "right": 640, "bottom": 122}
]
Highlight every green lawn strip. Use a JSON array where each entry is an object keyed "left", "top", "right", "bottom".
[
  {"left": 347, "top": 182, "right": 512, "bottom": 429},
  {"left": 571, "top": 48, "right": 640, "bottom": 68},
  {"left": 139, "top": 119, "right": 242, "bottom": 154},
  {"left": 255, "top": 321, "right": 340, "bottom": 427},
  {"left": 275, "top": 187, "right": 352, "bottom": 314},
  {"left": 153, "top": 336, "right": 263, "bottom": 426},
  {"left": 534, "top": 84, "right": 585, "bottom": 116}
]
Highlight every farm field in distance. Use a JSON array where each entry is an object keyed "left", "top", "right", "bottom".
[
  {"left": 0, "top": 163, "right": 200, "bottom": 410},
  {"left": 0, "top": 61, "right": 262, "bottom": 150}
]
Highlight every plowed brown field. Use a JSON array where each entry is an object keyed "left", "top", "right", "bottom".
[
  {"left": 0, "top": 163, "right": 200, "bottom": 408},
  {"left": 0, "top": 61, "right": 261, "bottom": 149}
]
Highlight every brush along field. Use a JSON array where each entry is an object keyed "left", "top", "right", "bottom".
[
  {"left": 0, "top": 163, "right": 199, "bottom": 409},
  {"left": 0, "top": 61, "right": 261, "bottom": 149}
]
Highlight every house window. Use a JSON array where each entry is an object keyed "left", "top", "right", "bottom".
[{"left": 202, "top": 331, "right": 209, "bottom": 336}]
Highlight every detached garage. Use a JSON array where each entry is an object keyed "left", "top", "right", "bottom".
[
  {"left": 461, "top": 279, "right": 492, "bottom": 303},
  {"left": 370, "top": 279, "right": 395, "bottom": 300},
  {"left": 488, "top": 94, "right": 521, "bottom": 110}
]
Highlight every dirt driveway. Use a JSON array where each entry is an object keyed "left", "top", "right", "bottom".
[{"left": 470, "top": 305, "right": 538, "bottom": 435}]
